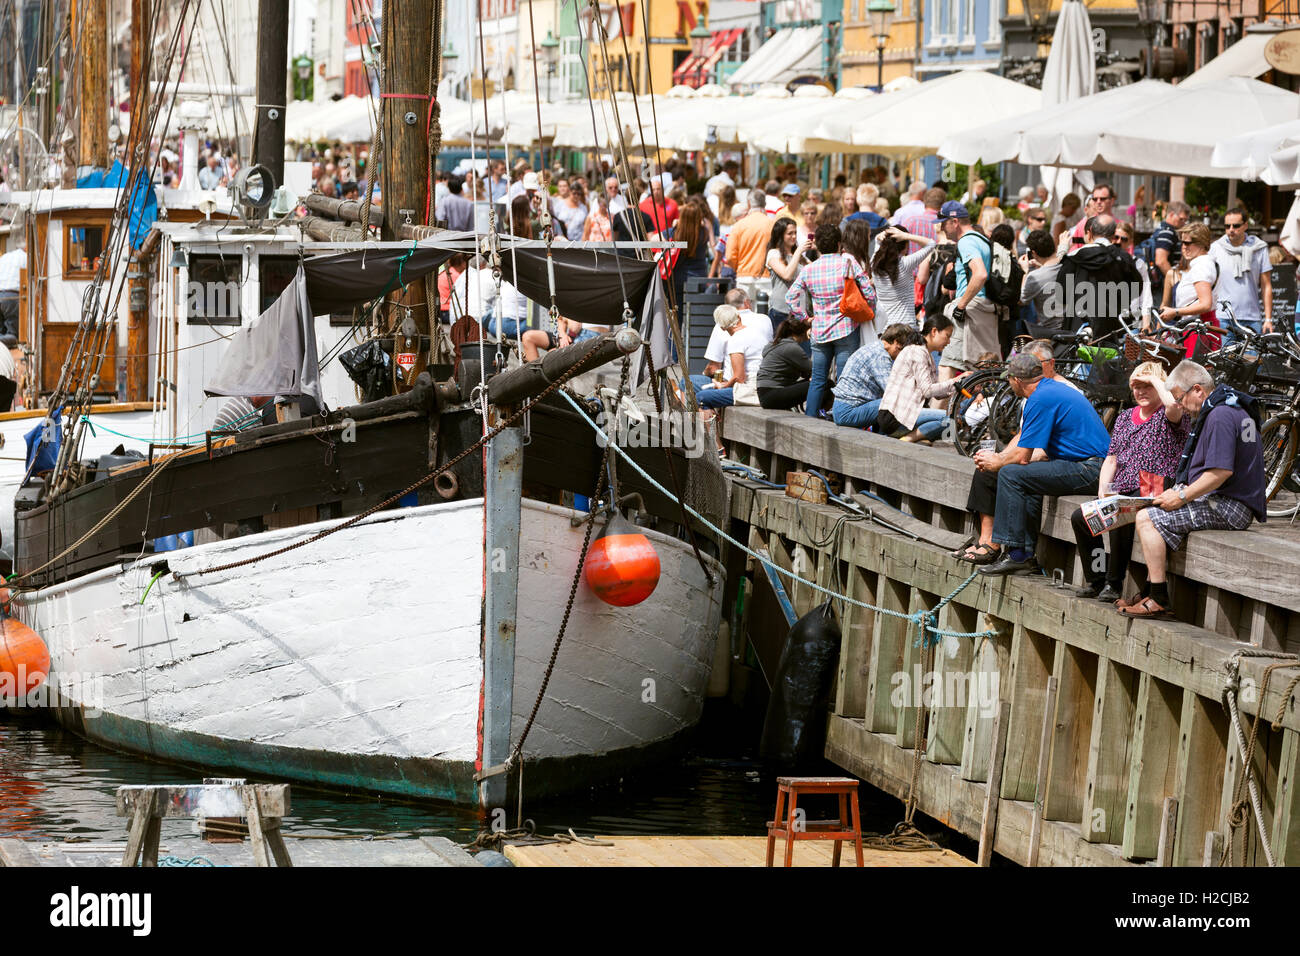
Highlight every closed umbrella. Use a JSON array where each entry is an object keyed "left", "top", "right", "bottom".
[{"left": 1038, "top": 0, "right": 1096, "bottom": 207}]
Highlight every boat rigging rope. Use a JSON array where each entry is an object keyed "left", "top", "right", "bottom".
[
  {"left": 1220, "top": 648, "right": 1300, "bottom": 867},
  {"left": 559, "top": 389, "right": 995, "bottom": 644},
  {"left": 8, "top": 450, "right": 182, "bottom": 590},
  {"left": 165, "top": 346, "right": 613, "bottom": 583}
]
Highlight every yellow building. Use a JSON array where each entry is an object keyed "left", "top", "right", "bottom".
[
  {"left": 841, "top": 0, "right": 921, "bottom": 89},
  {"left": 584, "top": 0, "right": 707, "bottom": 94}
]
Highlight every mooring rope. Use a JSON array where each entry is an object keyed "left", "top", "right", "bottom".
[{"left": 560, "top": 391, "right": 996, "bottom": 646}]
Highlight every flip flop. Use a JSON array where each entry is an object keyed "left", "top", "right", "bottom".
[{"left": 1119, "top": 596, "right": 1170, "bottom": 618}]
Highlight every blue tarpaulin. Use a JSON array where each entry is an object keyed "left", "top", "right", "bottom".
[
  {"left": 75, "top": 162, "right": 158, "bottom": 249},
  {"left": 23, "top": 406, "right": 62, "bottom": 475}
]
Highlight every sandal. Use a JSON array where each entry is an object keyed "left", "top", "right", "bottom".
[
  {"left": 1114, "top": 594, "right": 1142, "bottom": 610},
  {"left": 958, "top": 543, "right": 1001, "bottom": 565},
  {"left": 949, "top": 535, "right": 977, "bottom": 559},
  {"left": 1119, "top": 596, "right": 1170, "bottom": 618}
]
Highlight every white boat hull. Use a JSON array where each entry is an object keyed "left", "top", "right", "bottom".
[{"left": 15, "top": 498, "right": 724, "bottom": 804}]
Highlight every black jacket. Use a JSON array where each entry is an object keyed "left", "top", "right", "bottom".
[{"left": 1055, "top": 243, "right": 1143, "bottom": 337}]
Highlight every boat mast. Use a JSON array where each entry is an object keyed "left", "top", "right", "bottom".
[
  {"left": 253, "top": 0, "right": 289, "bottom": 193},
  {"left": 74, "top": 0, "right": 108, "bottom": 176},
  {"left": 380, "top": 0, "right": 438, "bottom": 393},
  {"left": 125, "top": 0, "right": 152, "bottom": 402}
]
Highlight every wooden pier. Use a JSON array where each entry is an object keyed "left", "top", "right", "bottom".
[
  {"left": 717, "top": 408, "right": 1300, "bottom": 868},
  {"left": 503, "top": 835, "right": 973, "bottom": 867}
]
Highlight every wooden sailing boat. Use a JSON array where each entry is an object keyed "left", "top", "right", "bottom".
[{"left": 8, "top": 0, "right": 725, "bottom": 808}]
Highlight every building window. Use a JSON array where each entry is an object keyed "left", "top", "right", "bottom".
[
  {"left": 186, "top": 255, "right": 243, "bottom": 326},
  {"left": 987, "top": 0, "right": 1002, "bottom": 45},
  {"left": 63, "top": 222, "right": 108, "bottom": 278}
]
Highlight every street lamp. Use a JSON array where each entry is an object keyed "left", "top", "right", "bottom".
[
  {"left": 1135, "top": 0, "right": 1165, "bottom": 77},
  {"left": 540, "top": 30, "right": 560, "bottom": 102},
  {"left": 1021, "top": 0, "right": 1053, "bottom": 30},
  {"left": 293, "top": 54, "right": 313, "bottom": 102},
  {"left": 868, "top": 0, "right": 895, "bottom": 92},
  {"left": 689, "top": 22, "right": 712, "bottom": 87}
]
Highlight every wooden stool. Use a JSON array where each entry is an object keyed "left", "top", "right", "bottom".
[
  {"left": 116, "top": 780, "right": 292, "bottom": 867},
  {"left": 765, "top": 776, "right": 864, "bottom": 867}
]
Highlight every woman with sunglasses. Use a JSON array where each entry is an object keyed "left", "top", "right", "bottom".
[
  {"left": 1159, "top": 223, "right": 1220, "bottom": 358},
  {"left": 1115, "top": 221, "right": 1154, "bottom": 330}
]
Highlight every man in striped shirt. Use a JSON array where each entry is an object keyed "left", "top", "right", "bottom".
[{"left": 212, "top": 395, "right": 273, "bottom": 432}]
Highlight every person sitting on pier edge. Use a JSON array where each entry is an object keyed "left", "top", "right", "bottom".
[
  {"left": 956, "top": 340, "right": 1080, "bottom": 564},
  {"left": 977, "top": 353, "right": 1111, "bottom": 576},
  {"left": 690, "top": 289, "right": 774, "bottom": 395},
  {"left": 875, "top": 315, "right": 959, "bottom": 443},
  {"left": 830, "top": 322, "right": 912, "bottom": 429},
  {"left": 755, "top": 318, "right": 812, "bottom": 410},
  {"left": 1122, "top": 361, "right": 1267, "bottom": 619},
  {"left": 1069, "top": 361, "right": 1188, "bottom": 604}
]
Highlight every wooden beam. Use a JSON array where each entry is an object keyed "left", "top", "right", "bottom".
[
  {"left": 1155, "top": 797, "right": 1178, "bottom": 866},
  {"left": 1082, "top": 658, "right": 1138, "bottom": 844},
  {"left": 1045, "top": 643, "right": 1097, "bottom": 825},
  {"left": 977, "top": 700, "right": 1011, "bottom": 867},
  {"left": 864, "top": 576, "right": 909, "bottom": 733},
  {"left": 1272, "top": 729, "right": 1300, "bottom": 865},
  {"left": 116, "top": 783, "right": 289, "bottom": 818},
  {"left": 1002, "top": 624, "right": 1054, "bottom": 801},
  {"left": 253, "top": 0, "right": 290, "bottom": 189},
  {"left": 77, "top": 0, "right": 108, "bottom": 170},
  {"left": 926, "top": 602, "right": 977, "bottom": 766},
  {"left": 1027, "top": 675, "right": 1059, "bottom": 867},
  {"left": 1171, "top": 692, "right": 1228, "bottom": 867},
  {"left": 1122, "top": 674, "right": 1181, "bottom": 860}
]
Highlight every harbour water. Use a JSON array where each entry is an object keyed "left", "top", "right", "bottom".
[{"left": 0, "top": 705, "right": 975, "bottom": 861}]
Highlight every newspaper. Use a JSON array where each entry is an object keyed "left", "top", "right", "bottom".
[{"left": 1080, "top": 495, "right": 1157, "bottom": 536}]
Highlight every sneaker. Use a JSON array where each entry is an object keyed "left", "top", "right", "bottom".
[
  {"left": 1075, "top": 581, "right": 1105, "bottom": 599},
  {"left": 1097, "top": 584, "right": 1122, "bottom": 603}
]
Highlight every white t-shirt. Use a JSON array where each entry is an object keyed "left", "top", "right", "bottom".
[
  {"left": 704, "top": 323, "right": 730, "bottom": 365},
  {"left": 1174, "top": 255, "right": 1218, "bottom": 311},
  {"left": 738, "top": 308, "right": 773, "bottom": 343},
  {"left": 0, "top": 248, "right": 26, "bottom": 292},
  {"left": 450, "top": 267, "right": 497, "bottom": 320},
  {"left": 724, "top": 323, "right": 769, "bottom": 384}
]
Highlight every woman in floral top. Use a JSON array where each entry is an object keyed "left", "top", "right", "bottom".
[{"left": 1070, "top": 361, "right": 1189, "bottom": 604}]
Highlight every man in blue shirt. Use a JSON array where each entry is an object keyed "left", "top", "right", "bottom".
[
  {"left": 980, "top": 353, "right": 1111, "bottom": 576},
  {"left": 830, "top": 323, "right": 912, "bottom": 429},
  {"left": 1124, "top": 361, "right": 1266, "bottom": 618},
  {"left": 937, "top": 200, "right": 1002, "bottom": 383}
]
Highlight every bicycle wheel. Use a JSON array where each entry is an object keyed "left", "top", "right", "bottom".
[
  {"left": 987, "top": 379, "right": 1023, "bottom": 448},
  {"left": 946, "top": 369, "right": 1002, "bottom": 457},
  {"left": 1261, "top": 414, "right": 1300, "bottom": 518}
]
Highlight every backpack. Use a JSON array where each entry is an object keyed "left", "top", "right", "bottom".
[
  {"left": 922, "top": 244, "right": 957, "bottom": 319},
  {"left": 965, "top": 232, "right": 1023, "bottom": 308}
]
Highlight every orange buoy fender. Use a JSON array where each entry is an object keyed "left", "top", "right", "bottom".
[
  {"left": 0, "top": 617, "right": 50, "bottom": 698},
  {"left": 584, "top": 511, "right": 661, "bottom": 607}
]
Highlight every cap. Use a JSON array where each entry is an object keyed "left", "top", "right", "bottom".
[
  {"left": 522, "top": 171, "right": 541, "bottom": 191},
  {"left": 936, "top": 200, "right": 970, "bottom": 222},
  {"left": 781, "top": 183, "right": 801, "bottom": 196},
  {"left": 1006, "top": 354, "right": 1043, "bottom": 380}
]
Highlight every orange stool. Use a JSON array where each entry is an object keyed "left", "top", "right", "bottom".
[{"left": 765, "top": 776, "right": 864, "bottom": 867}]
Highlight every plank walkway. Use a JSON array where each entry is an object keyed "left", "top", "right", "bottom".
[
  {"left": 0, "top": 837, "right": 482, "bottom": 867},
  {"left": 502, "top": 835, "right": 974, "bottom": 867}
]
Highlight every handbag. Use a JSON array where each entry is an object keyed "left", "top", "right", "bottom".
[
  {"left": 839, "top": 259, "right": 875, "bottom": 326},
  {"left": 732, "top": 381, "right": 760, "bottom": 406}
]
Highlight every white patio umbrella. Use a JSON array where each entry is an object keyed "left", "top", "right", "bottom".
[
  {"left": 850, "top": 70, "right": 1041, "bottom": 158},
  {"left": 1038, "top": 0, "right": 1096, "bottom": 206},
  {"left": 1212, "top": 117, "right": 1300, "bottom": 181},
  {"left": 1092, "top": 78, "right": 1298, "bottom": 177},
  {"left": 938, "top": 81, "right": 1168, "bottom": 167}
]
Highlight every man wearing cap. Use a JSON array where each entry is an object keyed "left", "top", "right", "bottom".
[
  {"left": 776, "top": 184, "right": 802, "bottom": 224},
  {"left": 978, "top": 353, "right": 1111, "bottom": 576},
  {"left": 938, "top": 200, "right": 1001, "bottom": 381}
]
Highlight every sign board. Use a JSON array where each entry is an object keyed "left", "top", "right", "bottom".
[
  {"left": 1271, "top": 261, "right": 1297, "bottom": 335},
  {"left": 396, "top": 352, "right": 418, "bottom": 375},
  {"left": 1265, "top": 30, "right": 1300, "bottom": 75}
]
